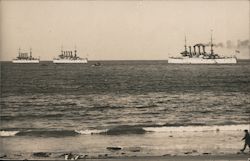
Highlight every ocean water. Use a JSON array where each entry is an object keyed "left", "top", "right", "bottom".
[{"left": 1, "top": 60, "right": 250, "bottom": 157}]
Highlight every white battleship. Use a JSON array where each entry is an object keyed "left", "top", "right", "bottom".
[
  {"left": 168, "top": 33, "right": 237, "bottom": 64},
  {"left": 53, "top": 47, "right": 88, "bottom": 64},
  {"left": 12, "top": 48, "right": 40, "bottom": 63}
]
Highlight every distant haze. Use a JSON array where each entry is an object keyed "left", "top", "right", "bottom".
[{"left": 0, "top": 0, "right": 249, "bottom": 61}]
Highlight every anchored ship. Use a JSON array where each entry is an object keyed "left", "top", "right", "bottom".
[
  {"left": 12, "top": 48, "right": 40, "bottom": 63},
  {"left": 168, "top": 32, "right": 237, "bottom": 64},
  {"left": 53, "top": 47, "right": 88, "bottom": 64}
]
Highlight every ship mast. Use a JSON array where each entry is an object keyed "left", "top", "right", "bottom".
[
  {"left": 184, "top": 35, "right": 187, "bottom": 52},
  {"left": 74, "top": 45, "right": 77, "bottom": 57},
  {"left": 18, "top": 48, "right": 21, "bottom": 58},
  {"left": 30, "top": 48, "right": 32, "bottom": 58},
  {"left": 210, "top": 30, "right": 214, "bottom": 55},
  {"left": 61, "top": 45, "right": 63, "bottom": 55}
]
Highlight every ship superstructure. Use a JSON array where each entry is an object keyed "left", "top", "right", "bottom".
[
  {"left": 12, "top": 48, "right": 40, "bottom": 63},
  {"left": 53, "top": 47, "right": 88, "bottom": 64},
  {"left": 168, "top": 32, "right": 237, "bottom": 64}
]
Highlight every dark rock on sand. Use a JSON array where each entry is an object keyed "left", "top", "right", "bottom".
[
  {"left": 107, "top": 146, "right": 122, "bottom": 150},
  {"left": 14, "top": 154, "right": 22, "bottom": 157},
  {"left": 129, "top": 147, "right": 141, "bottom": 152},
  {"left": 131, "top": 149, "right": 140, "bottom": 152},
  {"left": 33, "top": 152, "right": 51, "bottom": 157},
  {"left": 78, "top": 154, "right": 88, "bottom": 159},
  {"left": 0, "top": 154, "right": 7, "bottom": 158},
  {"left": 64, "top": 153, "right": 80, "bottom": 160},
  {"left": 202, "top": 152, "right": 211, "bottom": 155},
  {"left": 98, "top": 154, "right": 110, "bottom": 158},
  {"left": 163, "top": 154, "right": 171, "bottom": 156},
  {"left": 58, "top": 153, "right": 67, "bottom": 157}
]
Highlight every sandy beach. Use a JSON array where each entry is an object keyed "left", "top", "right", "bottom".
[
  {"left": 1, "top": 152, "right": 249, "bottom": 161},
  {"left": 85, "top": 154, "right": 250, "bottom": 161}
]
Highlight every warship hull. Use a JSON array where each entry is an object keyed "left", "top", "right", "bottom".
[
  {"left": 53, "top": 59, "right": 88, "bottom": 64},
  {"left": 168, "top": 57, "right": 237, "bottom": 64},
  {"left": 12, "top": 60, "right": 40, "bottom": 63}
]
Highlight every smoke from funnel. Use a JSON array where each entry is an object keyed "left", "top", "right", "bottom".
[{"left": 237, "top": 40, "right": 250, "bottom": 49}]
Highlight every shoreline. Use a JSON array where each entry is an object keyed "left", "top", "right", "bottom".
[
  {"left": 1, "top": 152, "right": 249, "bottom": 161},
  {"left": 1, "top": 128, "right": 249, "bottom": 160},
  {"left": 85, "top": 154, "right": 250, "bottom": 161}
]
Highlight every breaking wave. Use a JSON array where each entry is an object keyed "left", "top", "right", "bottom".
[
  {"left": 0, "top": 125, "right": 146, "bottom": 137},
  {"left": 1, "top": 124, "right": 248, "bottom": 137},
  {"left": 75, "top": 129, "right": 107, "bottom": 135},
  {"left": 0, "top": 130, "right": 20, "bottom": 137},
  {"left": 144, "top": 124, "right": 249, "bottom": 133},
  {"left": 0, "top": 130, "right": 79, "bottom": 137}
]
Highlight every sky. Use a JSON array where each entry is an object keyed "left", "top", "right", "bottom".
[{"left": 0, "top": 0, "right": 249, "bottom": 61}]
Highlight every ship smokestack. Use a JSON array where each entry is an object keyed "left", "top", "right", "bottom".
[
  {"left": 74, "top": 49, "right": 77, "bottom": 57},
  {"left": 74, "top": 46, "right": 77, "bottom": 55},
  {"left": 203, "top": 46, "right": 206, "bottom": 53},
  {"left": 193, "top": 46, "right": 196, "bottom": 55},
  {"left": 30, "top": 48, "right": 32, "bottom": 58},
  {"left": 61, "top": 46, "right": 63, "bottom": 55}
]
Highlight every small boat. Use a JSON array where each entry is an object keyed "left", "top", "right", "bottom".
[{"left": 92, "top": 62, "right": 101, "bottom": 67}]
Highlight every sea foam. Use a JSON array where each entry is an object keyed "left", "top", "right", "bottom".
[
  {"left": 143, "top": 124, "right": 249, "bottom": 133},
  {"left": 0, "top": 130, "right": 19, "bottom": 137},
  {"left": 75, "top": 129, "right": 107, "bottom": 135}
]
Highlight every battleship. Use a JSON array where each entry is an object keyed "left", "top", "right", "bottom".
[
  {"left": 12, "top": 48, "right": 40, "bottom": 63},
  {"left": 53, "top": 47, "right": 88, "bottom": 64},
  {"left": 168, "top": 33, "right": 237, "bottom": 64}
]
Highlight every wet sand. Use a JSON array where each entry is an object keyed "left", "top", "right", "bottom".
[
  {"left": 86, "top": 154, "right": 250, "bottom": 161},
  {"left": 1, "top": 151, "right": 249, "bottom": 161},
  {"left": 1, "top": 128, "right": 250, "bottom": 160}
]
